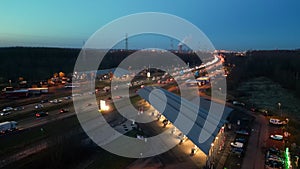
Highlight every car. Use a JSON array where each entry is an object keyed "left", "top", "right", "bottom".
[
  {"left": 270, "top": 134, "right": 283, "bottom": 141},
  {"left": 232, "top": 101, "right": 245, "bottom": 106},
  {"left": 35, "top": 112, "right": 48, "bottom": 117},
  {"left": 268, "top": 147, "right": 280, "bottom": 155},
  {"left": 269, "top": 118, "right": 284, "bottom": 125},
  {"left": 35, "top": 104, "right": 43, "bottom": 109},
  {"left": 50, "top": 99, "right": 62, "bottom": 104},
  {"left": 59, "top": 109, "right": 69, "bottom": 113},
  {"left": 231, "top": 147, "right": 244, "bottom": 156},
  {"left": 265, "top": 160, "right": 284, "bottom": 169},
  {"left": 41, "top": 99, "right": 49, "bottom": 103},
  {"left": 266, "top": 155, "right": 283, "bottom": 162},
  {"left": 14, "top": 106, "right": 24, "bottom": 111},
  {"left": 230, "top": 142, "right": 244, "bottom": 148},
  {"left": 0, "top": 111, "right": 11, "bottom": 116},
  {"left": 64, "top": 96, "right": 72, "bottom": 100},
  {"left": 235, "top": 137, "right": 247, "bottom": 143},
  {"left": 236, "top": 129, "right": 250, "bottom": 136},
  {"left": 2, "top": 107, "right": 13, "bottom": 112}
]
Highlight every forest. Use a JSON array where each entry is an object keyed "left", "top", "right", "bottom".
[
  {"left": 0, "top": 47, "right": 204, "bottom": 83},
  {"left": 225, "top": 50, "right": 300, "bottom": 97},
  {"left": 1, "top": 47, "right": 299, "bottom": 97}
]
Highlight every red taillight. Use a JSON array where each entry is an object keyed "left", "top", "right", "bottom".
[{"left": 36, "top": 114, "right": 40, "bottom": 117}]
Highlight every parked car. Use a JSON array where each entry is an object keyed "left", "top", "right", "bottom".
[
  {"left": 268, "top": 147, "right": 280, "bottom": 156},
  {"left": 269, "top": 118, "right": 285, "bottom": 125},
  {"left": 270, "top": 134, "right": 283, "bottom": 141},
  {"left": 2, "top": 107, "right": 13, "bottom": 112},
  {"left": 235, "top": 137, "right": 247, "bottom": 143},
  {"left": 230, "top": 142, "right": 244, "bottom": 148},
  {"left": 35, "top": 112, "right": 48, "bottom": 118},
  {"left": 265, "top": 159, "right": 284, "bottom": 169},
  {"left": 231, "top": 147, "right": 244, "bottom": 156},
  {"left": 236, "top": 129, "right": 250, "bottom": 136},
  {"left": 59, "top": 109, "right": 69, "bottom": 113},
  {"left": 266, "top": 155, "right": 283, "bottom": 162}
]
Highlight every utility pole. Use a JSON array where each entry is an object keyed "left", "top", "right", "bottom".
[{"left": 125, "top": 33, "right": 128, "bottom": 50}]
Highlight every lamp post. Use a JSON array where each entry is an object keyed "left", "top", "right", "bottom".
[
  {"left": 211, "top": 143, "right": 214, "bottom": 169},
  {"left": 278, "top": 102, "right": 282, "bottom": 117},
  {"left": 215, "top": 137, "right": 219, "bottom": 153}
]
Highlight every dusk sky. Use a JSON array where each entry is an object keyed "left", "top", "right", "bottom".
[{"left": 0, "top": 0, "right": 299, "bottom": 50}]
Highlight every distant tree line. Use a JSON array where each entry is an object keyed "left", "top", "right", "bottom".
[
  {"left": 0, "top": 47, "right": 203, "bottom": 83},
  {"left": 0, "top": 47, "right": 79, "bottom": 82},
  {"left": 225, "top": 50, "right": 300, "bottom": 97}
]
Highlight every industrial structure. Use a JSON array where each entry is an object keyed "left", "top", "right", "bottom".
[{"left": 137, "top": 86, "right": 232, "bottom": 156}]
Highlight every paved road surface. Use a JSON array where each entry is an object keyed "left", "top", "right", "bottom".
[{"left": 241, "top": 113, "right": 268, "bottom": 169}]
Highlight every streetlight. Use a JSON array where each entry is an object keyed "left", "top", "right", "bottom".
[
  {"left": 216, "top": 137, "right": 219, "bottom": 152},
  {"left": 278, "top": 102, "right": 282, "bottom": 117},
  {"left": 211, "top": 143, "right": 214, "bottom": 166},
  {"left": 278, "top": 102, "right": 281, "bottom": 110}
]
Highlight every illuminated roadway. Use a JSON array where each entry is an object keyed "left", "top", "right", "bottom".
[{"left": 0, "top": 53, "right": 225, "bottom": 168}]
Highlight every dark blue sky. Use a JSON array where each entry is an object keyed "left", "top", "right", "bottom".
[{"left": 0, "top": 0, "right": 299, "bottom": 50}]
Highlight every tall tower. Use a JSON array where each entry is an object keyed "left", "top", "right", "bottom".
[
  {"left": 82, "top": 41, "right": 86, "bottom": 62},
  {"left": 170, "top": 39, "right": 174, "bottom": 51},
  {"left": 125, "top": 33, "right": 128, "bottom": 50}
]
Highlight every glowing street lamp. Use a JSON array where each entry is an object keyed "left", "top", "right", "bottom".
[
  {"left": 278, "top": 102, "right": 282, "bottom": 116},
  {"left": 99, "top": 100, "right": 109, "bottom": 111}
]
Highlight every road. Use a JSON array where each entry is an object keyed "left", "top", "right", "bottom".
[
  {"left": 0, "top": 54, "right": 224, "bottom": 168},
  {"left": 241, "top": 112, "right": 268, "bottom": 169}
]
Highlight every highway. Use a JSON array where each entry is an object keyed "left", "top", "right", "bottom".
[{"left": 0, "top": 54, "right": 225, "bottom": 168}]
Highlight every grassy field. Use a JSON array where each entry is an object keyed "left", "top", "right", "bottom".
[
  {"left": 0, "top": 115, "right": 81, "bottom": 158},
  {"left": 234, "top": 76, "right": 300, "bottom": 145},
  {"left": 85, "top": 130, "right": 139, "bottom": 169}
]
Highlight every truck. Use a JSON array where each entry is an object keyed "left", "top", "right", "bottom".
[{"left": 0, "top": 121, "right": 17, "bottom": 134}]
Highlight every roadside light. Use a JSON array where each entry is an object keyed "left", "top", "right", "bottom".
[
  {"left": 100, "top": 100, "right": 109, "bottom": 111},
  {"left": 211, "top": 143, "right": 214, "bottom": 147}
]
